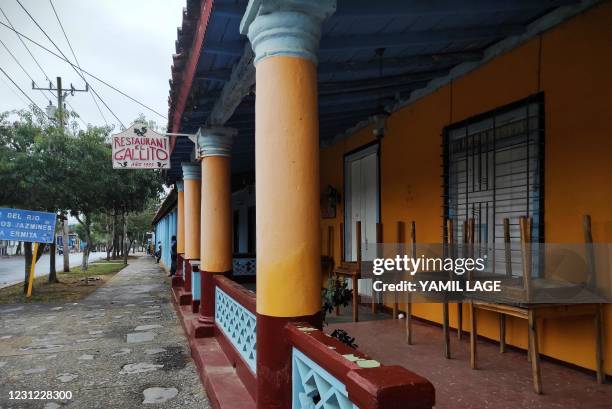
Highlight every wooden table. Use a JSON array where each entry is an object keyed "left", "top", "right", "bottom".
[
  {"left": 468, "top": 298, "right": 605, "bottom": 394},
  {"left": 333, "top": 263, "right": 361, "bottom": 322}
]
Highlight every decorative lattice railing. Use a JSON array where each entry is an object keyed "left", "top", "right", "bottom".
[
  {"left": 209, "top": 278, "right": 434, "bottom": 408},
  {"left": 232, "top": 256, "right": 256, "bottom": 276},
  {"left": 191, "top": 268, "right": 201, "bottom": 301},
  {"left": 293, "top": 348, "right": 358, "bottom": 409},
  {"left": 287, "top": 324, "right": 435, "bottom": 409},
  {"left": 215, "top": 285, "right": 257, "bottom": 373}
]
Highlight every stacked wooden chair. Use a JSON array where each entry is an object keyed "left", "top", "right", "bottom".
[{"left": 467, "top": 215, "right": 605, "bottom": 394}]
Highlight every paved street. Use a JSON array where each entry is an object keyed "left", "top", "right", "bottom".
[
  {"left": 0, "top": 253, "right": 106, "bottom": 289},
  {"left": 0, "top": 256, "right": 209, "bottom": 408}
]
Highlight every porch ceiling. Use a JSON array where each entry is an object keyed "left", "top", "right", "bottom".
[{"left": 166, "top": 0, "right": 577, "bottom": 184}]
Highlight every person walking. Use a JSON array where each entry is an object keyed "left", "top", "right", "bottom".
[
  {"left": 156, "top": 241, "right": 162, "bottom": 264},
  {"left": 169, "top": 235, "right": 177, "bottom": 277}
]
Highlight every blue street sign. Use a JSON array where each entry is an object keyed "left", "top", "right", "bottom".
[{"left": 0, "top": 208, "right": 57, "bottom": 244}]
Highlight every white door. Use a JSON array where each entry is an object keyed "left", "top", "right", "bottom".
[{"left": 345, "top": 146, "right": 379, "bottom": 262}]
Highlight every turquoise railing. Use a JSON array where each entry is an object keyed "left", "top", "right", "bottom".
[
  {"left": 292, "top": 348, "right": 358, "bottom": 409},
  {"left": 215, "top": 286, "right": 257, "bottom": 372},
  {"left": 192, "top": 269, "right": 200, "bottom": 301},
  {"left": 287, "top": 323, "right": 435, "bottom": 409},
  {"left": 232, "top": 256, "right": 256, "bottom": 276}
]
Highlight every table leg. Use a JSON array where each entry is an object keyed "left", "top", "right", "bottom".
[
  {"left": 393, "top": 292, "right": 398, "bottom": 319},
  {"left": 352, "top": 277, "right": 359, "bottom": 322},
  {"left": 528, "top": 309, "right": 543, "bottom": 394},
  {"left": 443, "top": 301, "right": 451, "bottom": 359},
  {"left": 595, "top": 304, "right": 605, "bottom": 384},
  {"left": 371, "top": 290, "right": 377, "bottom": 314},
  {"left": 406, "top": 294, "right": 413, "bottom": 345},
  {"left": 470, "top": 302, "right": 477, "bottom": 369},
  {"left": 334, "top": 275, "right": 340, "bottom": 316},
  {"left": 499, "top": 314, "right": 506, "bottom": 353},
  {"left": 457, "top": 302, "right": 463, "bottom": 340}
]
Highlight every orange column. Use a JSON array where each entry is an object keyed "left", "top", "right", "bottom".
[
  {"left": 173, "top": 180, "right": 186, "bottom": 286},
  {"left": 195, "top": 127, "right": 236, "bottom": 333},
  {"left": 181, "top": 162, "right": 201, "bottom": 296},
  {"left": 255, "top": 56, "right": 322, "bottom": 316},
  {"left": 176, "top": 180, "right": 185, "bottom": 255},
  {"left": 241, "top": 1, "right": 335, "bottom": 407}
]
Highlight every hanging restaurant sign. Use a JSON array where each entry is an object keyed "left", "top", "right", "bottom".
[{"left": 112, "top": 124, "right": 171, "bottom": 169}]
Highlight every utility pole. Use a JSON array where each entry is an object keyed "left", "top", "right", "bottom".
[
  {"left": 33, "top": 77, "right": 88, "bottom": 272},
  {"left": 34, "top": 76, "right": 88, "bottom": 128}
]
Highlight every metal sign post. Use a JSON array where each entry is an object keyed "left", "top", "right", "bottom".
[{"left": 26, "top": 243, "right": 39, "bottom": 297}]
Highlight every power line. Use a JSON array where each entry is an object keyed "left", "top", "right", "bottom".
[
  {"left": 0, "top": 7, "right": 49, "bottom": 82},
  {"left": 0, "top": 18, "right": 168, "bottom": 122},
  {"left": 49, "top": 0, "right": 107, "bottom": 126},
  {"left": 0, "top": 6, "right": 87, "bottom": 128},
  {"left": 0, "top": 65, "right": 49, "bottom": 119},
  {"left": 15, "top": 0, "right": 125, "bottom": 129},
  {"left": 0, "top": 37, "right": 49, "bottom": 100},
  {"left": 1, "top": 38, "right": 88, "bottom": 126},
  {"left": 0, "top": 72, "right": 29, "bottom": 106},
  {"left": 0, "top": 16, "right": 53, "bottom": 104}
]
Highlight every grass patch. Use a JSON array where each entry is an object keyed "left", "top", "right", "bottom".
[{"left": 0, "top": 262, "right": 127, "bottom": 304}]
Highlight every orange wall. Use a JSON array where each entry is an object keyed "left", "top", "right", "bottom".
[{"left": 320, "top": 2, "right": 612, "bottom": 375}]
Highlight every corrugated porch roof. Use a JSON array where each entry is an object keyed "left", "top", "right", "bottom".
[{"left": 165, "top": 0, "right": 580, "bottom": 185}]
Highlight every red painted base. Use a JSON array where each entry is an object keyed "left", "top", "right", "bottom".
[
  {"left": 172, "top": 276, "right": 184, "bottom": 288},
  {"left": 189, "top": 320, "right": 215, "bottom": 339},
  {"left": 180, "top": 293, "right": 192, "bottom": 306},
  {"left": 192, "top": 300, "right": 200, "bottom": 314},
  {"left": 171, "top": 286, "right": 192, "bottom": 306},
  {"left": 215, "top": 324, "right": 256, "bottom": 400},
  {"left": 190, "top": 336, "right": 256, "bottom": 409},
  {"left": 171, "top": 287, "right": 255, "bottom": 409},
  {"left": 256, "top": 313, "right": 321, "bottom": 408}
]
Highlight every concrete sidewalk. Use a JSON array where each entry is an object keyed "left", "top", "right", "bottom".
[{"left": 0, "top": 256, "right": 209, "bottom": 408}]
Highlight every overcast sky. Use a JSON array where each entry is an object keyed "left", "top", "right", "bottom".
[{"left": 0, "top": 0, "right": 184, "bottom": 131}]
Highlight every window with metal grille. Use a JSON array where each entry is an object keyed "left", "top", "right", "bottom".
[{"left": 444, "top": 94, "right": 544, "bottom": 277}]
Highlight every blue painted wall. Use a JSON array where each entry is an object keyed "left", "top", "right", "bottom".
[{"left": 153, "top": 207, "right": 177, "bottom": 269}]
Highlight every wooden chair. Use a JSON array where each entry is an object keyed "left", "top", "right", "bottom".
[
  {"left": 371, "top": 223, "right": 383, "bottom": 314},
  {"left": 333, "top": 221, "right": 362, "bottom": 322},
  {"left": 402, "top": 218, "right": 465, "bottom": 358},
  {"left": 393, "top": 221, "right": 405, "bottom": 321},
  {"left": 321, "top": 225, "right": 335, "bottom": 279},
  {"left": 402, "top": 221, "right": 416, "bottom": 344},
  {"left": 468, "top": 215, "right": 605, "bottom": 394}
]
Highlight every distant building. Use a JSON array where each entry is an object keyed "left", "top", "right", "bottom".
[
  {"left": 56, "top": 233, "right": 81, "bottom": 253},
  {"left": 0, "top": 240, "right": 20, "bottom": 256}
]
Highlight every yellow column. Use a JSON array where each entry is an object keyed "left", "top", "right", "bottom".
[
  {"left": 255, "top": 57, "right": 321, "bottom": 316},
  {"left": 181, "top": 163, "right": 201, "bottom": 261},
  {"left": 241, "top": 1, "right": 335, "bottom": 407},
  {"left": 195, "top": 127, "right": 236, "bottom": 328},
  {"left": 176, "top": 180, "right": 185, "bottom": 255},
  {"left": 198, "top": 127, "right": 236, "bottom": 273}
]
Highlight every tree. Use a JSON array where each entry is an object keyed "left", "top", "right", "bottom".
[
  {"left": 90, "top": 211, "right": 116, "bottom": 260},
  {"left": 35, "top": 122, "right": 78, "bottom": 283},
  {"left": 48, "top": 219, "right": 62, "bottom": 284},
  {"left": 127, "top": 199, "right": 159, "bottom": 253},
  {"left": 1, "top": 109, "right": 163, "bottom": 287},
  {"left": 75, "top": 221, "right": 104, "bottom": 251},
  {"left": 115, "top": 171, "right": 162, "bottom": 264},
  {"left": 62, "top": 122, "right": 162, "bottom": 269},
  {"left": 0, "top": 109, "right": 61, "bottom": 289}
]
